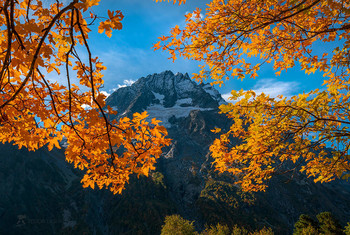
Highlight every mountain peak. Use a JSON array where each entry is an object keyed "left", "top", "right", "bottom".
[
  {"left": 106, "top": 71, "right": 226, "bottom": 127},
  {"left": 133, "top": 70, "right": 193, "bottom": 95}
]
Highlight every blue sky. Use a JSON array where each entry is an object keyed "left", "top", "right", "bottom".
[{"left": 85, "top": 0, "right": 328, "bottom": 100}]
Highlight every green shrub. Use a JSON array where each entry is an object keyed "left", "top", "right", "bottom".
[
  {"left": 317, "top": 212, "right": 343, "bottom": 235},
  {"left": 294, "top": 214, "right": 319, "bottom": 235},
  {"left": 161, "top": 215, "right": 197, "bottom": 235},
  {"left": 201, "top": 223, "right": 230, "bottom": 235},
  {"left": 251, "top": 227, "right": 274, "bottom": 235},
  {"left": 293, "top": 212, "right": 344, "bottom": 235},
  {"left": 231, "top": 224, "right": 249, "bottom": 235},
  {"left": 344, "top": 222, "right": 350, "bottom": 235}
]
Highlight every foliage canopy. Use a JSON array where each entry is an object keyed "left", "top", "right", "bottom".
[
  {"left": 0, "top": 0, "right": 170, "bottom": 194},
  {"left": 157, "top": 0, "right": 350, "bottom": 191}
]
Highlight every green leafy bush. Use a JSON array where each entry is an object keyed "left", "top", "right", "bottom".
[{"left": 161, "top": 215, "right": 197, "bottom": 235}]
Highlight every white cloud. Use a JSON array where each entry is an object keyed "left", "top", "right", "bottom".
[
  {"left": 100, "top": 91, "right": 110, "bottom": 98},
  {"left": 123, "top": 79, "right": 135, "bottom": 86},
  {"left": 185, "top": 11, "right": 204, "bottom": 21},
  {"left": 116, "top": 79, "right": 136, "bottom": 89},
  {"left": 109, "top": 88, "right": 118, "bottom": 93},
  {"left": 221, "top": 93, "right": 233, "bottom": 102},
  {"left": 223, "top": 78, "right": 299, "bottom": 102},
  {"left": 81, "top": 104, "right": 92, "bottom": 110},
  {"left": 253, "top": 79, "right": 299, "bottom": 98}
]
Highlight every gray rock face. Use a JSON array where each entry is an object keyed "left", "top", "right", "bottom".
[
  {"left": 106, "top": 70, "right": 225, "bottom": 117},
  {"left": 1, "top": 70, "right": 350, "bottom": 234}
]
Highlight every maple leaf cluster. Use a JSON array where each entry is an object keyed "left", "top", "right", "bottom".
[
  {"left": 0, "top": 0, "right": 170, "bottom": 194},
  {"left": 158, "top": 0, "right": 350, "bottom": 191}
]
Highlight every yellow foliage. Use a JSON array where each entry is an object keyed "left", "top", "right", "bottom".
[
  {"left": 157, "top": 0, "right": 350, "bottom": 191},
  {"left": 0, "top": 0, "right": 170, "bottom": 195}
]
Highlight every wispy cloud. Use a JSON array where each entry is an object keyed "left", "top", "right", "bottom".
[
  {"left": 116, "top": 79, "right": 136, "bottom": 89},
  {"left": 222, "top": 78, "right": 299, "bottom": 102},
  {"left": 100, "top": 90, "right": 111, "bottom": 98},
  {"left": 101, "top": 79, "right": 136, "bottom": 96},
  {"left": 253, "top": 78, "right": 299, "bottom": 98},
  {"left": 222, "top": 93, "right": 233, "bottom": 102}
]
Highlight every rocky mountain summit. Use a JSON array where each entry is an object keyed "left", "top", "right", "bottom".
[
  {"left": 106, "top": 70, "right": 225, "bottom": 127},
  {"left": 1, "top": 71, "right": 350, "bottom": 234}
]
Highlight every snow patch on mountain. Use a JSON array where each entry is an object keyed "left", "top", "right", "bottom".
[
  {"left": 152, "top": 91, "right": 165, "bottom": 104},
  {"left": 176, "top": 98, "right": 192, "bottom": 106},
  {"left": 146, "top": 104, "right": 213, "bottom": 128}
]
